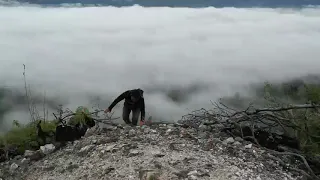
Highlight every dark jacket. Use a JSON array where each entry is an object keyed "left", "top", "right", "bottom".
[{"left": 108, "top": 89, "right": 145, "bottom": 120}]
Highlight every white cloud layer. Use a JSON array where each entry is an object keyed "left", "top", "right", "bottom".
[{"left": 0, "top": 6, "right": 320, "bottom": 128}]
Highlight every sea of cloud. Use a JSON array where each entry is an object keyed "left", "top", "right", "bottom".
[{"left": 0, "top": 5, "right": 319, "bottom": 131}]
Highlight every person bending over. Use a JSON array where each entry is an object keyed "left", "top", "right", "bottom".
[{"left": 105, "top": 88, "right": 145, "bottom": 126}]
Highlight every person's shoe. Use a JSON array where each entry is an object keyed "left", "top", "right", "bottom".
[{"left": 124, "top": 120, "right": 132, "bottom": 124}]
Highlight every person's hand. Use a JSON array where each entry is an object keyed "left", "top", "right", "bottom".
[{"left": 104, "top": 108, "right": 110, "bottom": 113}]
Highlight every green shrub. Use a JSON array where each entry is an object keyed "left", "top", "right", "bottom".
[
  {"left": 68, "top": 106, "right": 93, "bottom": 126},
  {"left": 0, "top": 105, "right": 93, "bottom": 156},
  {"left": 262, "top": 81, "right": 320, "bottom": 155},
  {"left": 0, "top": 119, "right": 58, "bottom": 154}
]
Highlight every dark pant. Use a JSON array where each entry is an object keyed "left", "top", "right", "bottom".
[{"left": 122, "top": 106, "right": 140, "bottom": 126}]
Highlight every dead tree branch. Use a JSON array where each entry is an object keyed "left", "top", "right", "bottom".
[{"left": 179, "top": 99, "right": 320, "bottom": 179}]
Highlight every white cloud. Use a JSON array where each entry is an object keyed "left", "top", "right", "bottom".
[{"left": 0, "top": 6, "right": 320, "bottom": 128}]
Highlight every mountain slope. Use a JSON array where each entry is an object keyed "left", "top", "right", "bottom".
[{"left": 1, "top": 123, "right": 302, "bottom": 180}]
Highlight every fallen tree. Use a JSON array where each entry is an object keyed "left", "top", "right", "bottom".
[
  {"left": 178, "top": 81, "right": 320, "bottom": 180},
  {"left": 179, "top": 102, "right": 320, "bottom": 180}
]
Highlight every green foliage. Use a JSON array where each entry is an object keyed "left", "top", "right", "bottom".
[
  {"left": 297, "top": 111, "right": 320, "bottom": 154},
  {"left": 148, "top": 174, "right": 157, "bottom": 180},
  {"left": 304, "top": 84, "right": 320, "bottom": 104},
  {"left": 0, "top": 106, "right": 93, "bottom": 157},
  {"left": 68, "top": 106, "right": 92, "bottom": 126},
  {"left": 262, "top": 80, "right": 320, "bottom": 104},
  {"left": 0, "top": 120, "right": 57, "bottom": 154},
  {"left": 263, "top": 81, "right": 302, "bottom": 103},
  {"left": 263, "top": 81, "right": 320, "bottom": 155}
]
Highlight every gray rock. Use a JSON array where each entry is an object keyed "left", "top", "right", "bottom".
[
  {"left": 187, "top": 170, "right": 198, "bottom": 176},
  {"left": 143, "top": 127, "right": 151, "bottom": 134},
  {"left": 40, "top": 144, "right": 55, "bottom": 155},
  {"left": 151, "top": 150, "right": 165, "bottom": 157},
  {"left": 233, "top": 141, "right": 242, "bottom": 146},
  {"left": 24, "top": 150, "right": 44, "bottom": 161},
  {"left": 245, "top": 144, "right": 253, "bottom": 149},
  {"left": 66, "top": 163, "right": 79, "bottom": 172},
  {"left": 222, "top": 137, "right": 235, "bottom": 145},
  {"left": 92, "top": 140, "right": 98, "bottom": 144},
  {"left": 78, "top": 145, "right": 95, "bottom": 156},
  {"left": 198, "top": 131, "right": 209, "bottom": 139},
  {"left": 139, "top": 169, "right": 160, "bottom": 180},
  {"left": 211, "top": 137, "right": 221, "bottom": 143},
  {"left": 102, "top": 166, "right": 115, "bottom": 175},
  {"left": 198, "top": 124, "right": 210, "bottom": 132},
  {"left": 20, "top": 158, "right": 30, "bottom": 165},
  {"left": 189, "top": 175, "right": 197, "bottom": 180},
  {"left": 173, "top": 170, "right": 189, "bottom": 178},
  {"left": 165, "top": 128, "right": 173, "bottom": 135},
  {"left": 9, "top": 163, "right": 18, "bottom": 173},
  {"left": 211, "top": 124, "right": 225, "bottom": 129},
  {"left": 24, "top": 150, "right": 35, "bottom": 157},
  {"left": 235, "top": 137, "right": 243, "bottom": 142},
  {"left": 150, "top": 129, "right": 157, "bottom": 133},
  {"left": 84, "top": 126, "right": 98, "bottom": 137},
  {"left": 105, "top": 144, "right": 117, "bottom": 152},
  {"left": 13, "top": 155, "right": 22, "bottom": 160},
  {"left": 41, "top": 165, "right": 55, "bottom": 171},
  {"left": 128, "top": 150, "right": 141, "bottom": 157},
  {"left": 129, "top": 129, "right": 136, "bottom": 136}
]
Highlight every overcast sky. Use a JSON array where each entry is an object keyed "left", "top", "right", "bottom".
[{"left": 0, "top": 6, "right": 320, "bottom": 129}]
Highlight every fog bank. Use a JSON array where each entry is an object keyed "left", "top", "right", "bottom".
[{"left": 0, "top": 6, "right": 320, "bottom": 131}]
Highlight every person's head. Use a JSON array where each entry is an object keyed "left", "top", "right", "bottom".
[{"left": 130, "top": 89, "right": 143, "bottom": 102}]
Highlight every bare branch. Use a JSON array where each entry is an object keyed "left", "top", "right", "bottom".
[{"left": 179, "top": 99, "right": 320, "bottom": 179}]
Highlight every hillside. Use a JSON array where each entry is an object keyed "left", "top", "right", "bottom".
[
  {"left": 1, "top": 75, "right": 320, "bottom": 180},
  {"left": 0, "top": 122, "right": 308, "bottom": 180}
]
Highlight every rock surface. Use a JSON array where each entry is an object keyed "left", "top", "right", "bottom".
[{"left": 0, "top": 123, "right": 304, "bottom": 180}]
